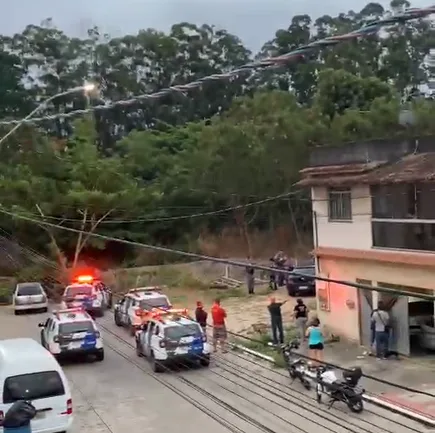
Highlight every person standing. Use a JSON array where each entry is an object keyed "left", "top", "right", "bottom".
[
  {"left": 293, "top": 298, "right": 309, "bottom": 341},
  {"left": 306, "top": 318, "right": 324, "bottom": 366},
  {"left": 211, "top": 299, "right": 227, "bottom": 352},
  {"left": 268, "top": 296, "right": 287, "bottom": 345},
  {"left": 195, "top": 301, "right": 208, "bottom": 333},
  {"left": 246, "top": 257, "right": 255, "bottom": 295},
  {"left": 371, "top": 301, "right": 390, "bottom": 360},
  {"left": 268, "top": 259, "right": 278, "bottom": 291}
]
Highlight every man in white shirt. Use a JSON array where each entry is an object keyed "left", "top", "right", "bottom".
[{"left": 371, "top": 301, "right": 390, "bottom": 359}]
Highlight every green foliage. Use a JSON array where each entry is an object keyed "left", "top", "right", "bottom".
[{"left": 1, "top": 2, "right": 435, "bottom": 266}]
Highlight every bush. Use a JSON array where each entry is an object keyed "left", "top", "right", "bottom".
[{"left": 0, "top": 286, "right": 12, "bottom": 304}]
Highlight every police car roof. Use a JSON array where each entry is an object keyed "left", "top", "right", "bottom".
[
  {"left": 66, "top": 283, "right": 93, "bottom": 288},
  {"left": 158, "top": 316, "right": 196, "bottom": 327},
  {"left": 53, "top": 309, "right": 93, "bottom": 323},
  {"left": 129, "top": 289, "right": 166, "bottom": 298}
]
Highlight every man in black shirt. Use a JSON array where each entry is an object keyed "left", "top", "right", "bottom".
[
  {"left": 268, "top": 297, "right": 287, "bottom": 344},
  {"left": 293, "top": 298, "right": 309, "bottom": 341},
  {"left": 195, "top": 301, "right": 208, "bottom": 333}
]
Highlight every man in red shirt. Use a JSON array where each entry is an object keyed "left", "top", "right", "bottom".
[{"left": 211, "top": 298, "right": 227, "bottom": 352}]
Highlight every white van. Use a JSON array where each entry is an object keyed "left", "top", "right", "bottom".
[{"left": 0, "top": 338, "right": 73, "bottom": 433}]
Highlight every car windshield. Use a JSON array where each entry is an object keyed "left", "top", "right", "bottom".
[
  {"left": 59, "top": 321, "right": 94, "bottom": 334},
  {"left": 64, "top": 285, "right": 93, "bottom": 297},
  {"left": 164, "top": 323, "right": 202, "bottom": 340},
  {"left": 3, "top": 371, "right": 65, "bottom": 404},
  {"left": 16, "top": 284, "right": 42, "bottom": 296},
  {"left": 295, "top": 267, "right": 315, "bottom": 276},
  {"left": 139, "top": 297, "right": 170, "bottom": 310}
]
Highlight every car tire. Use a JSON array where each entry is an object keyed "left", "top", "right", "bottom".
[
  {"left": 14, "top": 310, "right": 20, "bottom": 316},
  {"left": 114, "top": 312, "right": 121, "bottom": 327},
  {"left": 151, "top": 353, "right": 164, "bottom": 373},
  {"left": 136, "top": 341, "right": 142, "bottom": 357},
  {"left": 96, "top": 350, "right": 105, "bottom": 362},
  {"left": 199, "top": 356, "right": 210, "bottom": 367},
  {"left": 41, "top": 307, "right": 48, "bottom": 313}
]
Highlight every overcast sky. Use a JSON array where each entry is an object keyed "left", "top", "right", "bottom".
[{"left": 1, "top": 0, "right": 429, "bottom": 52}]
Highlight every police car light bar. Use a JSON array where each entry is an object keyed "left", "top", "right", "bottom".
[{"left": 76, "top": 275, "right": 94, "bottom": 283}]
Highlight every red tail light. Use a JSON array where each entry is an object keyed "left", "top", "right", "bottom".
[
  {"left": 135, "top": 309, "right": 142, "bottom": 317},
  {"left": 61, "top": 399, "right": 73, "bottom": 415},
  {"left": 159, "top": 339, "right": 166, "bottom": 348}
]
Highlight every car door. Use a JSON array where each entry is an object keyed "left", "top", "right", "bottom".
[
  {"left": 118, "top": 297, "right": 128, "bottom": 325},
  {"left": 127, "top": 298, "right": 138, "bottom": 324},
  {"left": 144, "top": 322, "right": 155, "bottom": 357},
  {"left": 41, "top": 318, "right": 51, "bottom": 347}
]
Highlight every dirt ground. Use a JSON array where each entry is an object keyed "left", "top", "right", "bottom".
[{"left": 102, "top": 262, "right": 317, "bottom": 337}]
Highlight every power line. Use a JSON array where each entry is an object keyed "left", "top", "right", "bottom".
[
  {"left": 8, "top": 191, "right": 296, "bottom": 224},
  {"left": 1, "top": 206, "right": 434, "bottom": 301},
  {"left": 0, "top": 7, "right": 434, "bottom": 127}
]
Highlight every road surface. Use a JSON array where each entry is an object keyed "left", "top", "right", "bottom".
[{"left": 0, "top": 306, "right": 428, "bottom": 433}]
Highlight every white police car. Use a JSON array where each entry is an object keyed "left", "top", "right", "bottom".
[
  {"left": 61, "top": 279, "right": 105, "bottom": 317},
  {"left": 38, "top": 307, "right": 104, "bottom": 361},
  {"left": 114, "top": 287, "right": 172, "bottom": 335},
  {"left": 135, "top": 309, "right": 210, "bottom": 372}
]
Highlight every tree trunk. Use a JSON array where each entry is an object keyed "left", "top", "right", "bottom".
[
  {"left": 35, "top": 204, "right": 68, "bottom": 281},
  {"left": 72, "top": 209, "right": 88, "bottom": 270}
]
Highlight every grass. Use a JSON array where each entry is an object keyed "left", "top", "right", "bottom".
[{"left": 230, "top": 325, "right": 299, "bottom": 368}]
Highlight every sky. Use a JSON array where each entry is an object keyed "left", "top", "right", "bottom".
[{"left": 0, "top": 0, "right": 430, "bottom": 53}]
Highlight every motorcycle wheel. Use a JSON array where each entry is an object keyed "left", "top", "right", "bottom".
[
  {"left": 289, "top": 368, "right": 297, "bottom": 379},
  {"left": 302, "top": 379, "right": 311, "bottom": 390},
  {"left": 348, "top": 396, "right": 364, "bottom": 413},
  {"left": 316, "top": 383, "right": 323, "bottom": 403}
]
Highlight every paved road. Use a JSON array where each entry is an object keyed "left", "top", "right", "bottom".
[{"left": 0, "top": 307, "right": 428, "bottom": 433}]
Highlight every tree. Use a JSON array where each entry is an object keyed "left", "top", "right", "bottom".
[{"left": 0, "top": 119, "right": 146, "bottom": 272}]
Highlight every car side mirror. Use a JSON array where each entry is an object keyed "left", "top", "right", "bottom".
[{"left": 38, "top": 323, "right": 44, "bottom": 328}]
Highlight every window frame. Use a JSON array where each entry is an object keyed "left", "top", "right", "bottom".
[{"left": 327, "top": 188, "right": 352, "bottom": 222}]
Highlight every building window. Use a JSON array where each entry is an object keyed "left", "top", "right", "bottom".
[
  {"left": 372, "top": 221, "right": 435, "bottom": 252},
  {"left": 371, "top": 183, "right": 435, "bottom": 219},
  {"left": 328, "top": 188, "right": 352, "bottom": 221}
]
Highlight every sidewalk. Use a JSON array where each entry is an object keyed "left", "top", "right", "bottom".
[{"left": 301, "top": 340, "right": 435, "bottom": 422}]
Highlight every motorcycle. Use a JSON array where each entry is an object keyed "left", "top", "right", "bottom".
[
  {"left": 315, "top": 365, "right": 365, "bottom": 413},
  {"left": 280, "top": 340, "right": 312, "bottom": 390}
]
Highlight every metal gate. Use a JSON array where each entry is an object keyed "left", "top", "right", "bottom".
[{"left": 387, "top": 295, "right": 410, "bottom": 356}]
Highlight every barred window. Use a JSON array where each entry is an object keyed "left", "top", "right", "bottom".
[{"left": 328, "top": 188, "right": 352, "bottom": 221}]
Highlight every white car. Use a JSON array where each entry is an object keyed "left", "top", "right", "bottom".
[
  {"left": 135, "top": 309, "right": 210, "bottom": 372},
  {"left": 39, "top": 307, "right": 104, "bottom": 362},
  {"left": 61, "top": 283, "right": 105, "bottom": 317},
  {"left": 13, "top": 282, "right": 48, "bottom": 315},
  {"left": 114, "top": 287, "right": 172, "bottom": 335},
  {"left": 0, "top": 338, "right": 73, "bottom": 433}
]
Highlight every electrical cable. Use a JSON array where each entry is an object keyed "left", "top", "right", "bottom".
[
  {"left": 212, "top": 350, "right": 421, "bottom": 432},
  {"left": 5, "top": 211, "right": 435, "bottom": 397},
  {"left": 97, "top": 319, "right": 340, "bottom": 433},
  {"left": 6, "top": 191, "right": 297, "bottom": 224},
  {"left": 1, "top": 206, "right": 434, "bottom": 301},
  {"left": 98, "top": 311, "right": 421, "bottom": 432},
  {"left": 0, "top": 6, "right": 434, "bottom": 127}
]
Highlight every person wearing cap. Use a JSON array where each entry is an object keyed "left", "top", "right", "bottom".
[
  {"left": 195, "top": 301, "right": 208, "bottom": 333},
  {"left": 268, "top": 296, "right": 287, "bottom": 345},
  {"left": 293, "top": 298, "right": 309, "bottom": 341}
]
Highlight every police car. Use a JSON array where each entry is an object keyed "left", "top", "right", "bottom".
[
  {"left": 114, "top": 287, "right": 172, "bottom": 335},
  {"left": 61, "top": 275, "right": 107, "bottom": 317},
  {"left": 38, "top": 307, "right": 104, "bottom": 361},
  {"left": 135, "top": 309, "right": 210, "bottom": 373}
]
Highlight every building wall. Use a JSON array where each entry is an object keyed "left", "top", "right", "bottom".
[
  {"left": 311, "top": 185, "right": 372, "bottom": 250},
  {"left": 317, "top": 255, "right": 435, "bottom": 343}
]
